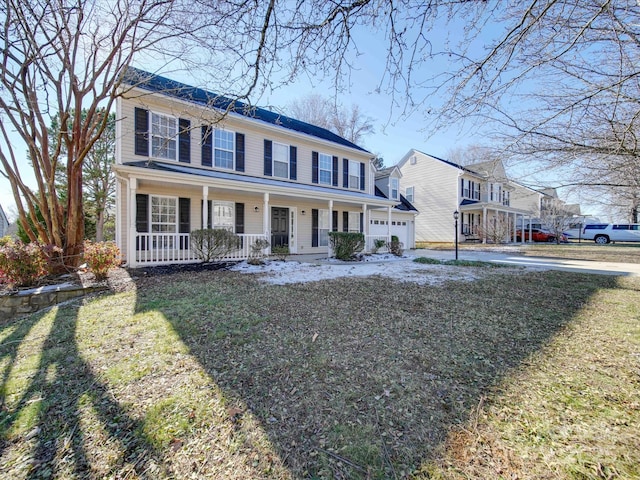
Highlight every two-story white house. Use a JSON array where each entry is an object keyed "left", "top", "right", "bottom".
[
  {"left": 114, "top": 69, "right": 408, "bottom": 266},
  {"left": 396, "top": 149, "right": 543, "bottom": 243}
]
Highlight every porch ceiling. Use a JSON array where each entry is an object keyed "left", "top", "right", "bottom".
[
  {"left": 458, "top": 201, "right": 532, "bottom": 215},
  {"left": 116, "top": 161, "right": 396, "bottom": 208}
]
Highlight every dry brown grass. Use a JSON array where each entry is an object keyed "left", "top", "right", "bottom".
[{"left": 1, "top": 266, "right": 638, "bottom": 479}]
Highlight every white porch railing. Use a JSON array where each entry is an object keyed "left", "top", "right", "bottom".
[
  {"left": 133, "top": 233, "right": 268, "bottom": 266},
  {"left": 365, "top": 235, "right": 390, "bottom": 253}
]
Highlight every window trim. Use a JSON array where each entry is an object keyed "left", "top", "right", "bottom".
[
  {"left": 150, "top": 194, "right": 178, "bottom": 233},
  {"left": 272, "top": 141, "right": 290, "bottom": 179},
  {"left": 348, "top": 211, "right": 360, "bottom": 232},
  {"left": 318, "top": 208, "right": 330, "bottom": 246},
  {"left": 150, "top": 111, "right": 178, "bottom": 161},
  {"left": 348, "top": 160, "right": 360, "bottom": 190},
  {"left": 214, "top": 128, "right": 235, "bottom": 170},
  {"left": 318, "top": 153, "right": 332, "bottom": 186},
  {"left": 406, "top": 186, "right": 414, "bottom": 203},
  {"left": 212, "top": 200, "right": 235, "bottom": 231},
  {"left": 390, "top": 177, "right": 399, "bottom": 200}
]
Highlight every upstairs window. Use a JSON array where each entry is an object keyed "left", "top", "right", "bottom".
[
  {"left": 349, "top": 160, "right": 360, "bottom": 189},
  {"left": 214, "top": 129, "right": 234, "bottom": 169},
  {"left": 273, "top": 142, "right": 289, "bottom": 179},
  {"left": 405, "top": 186, "right": 414, "bottom": 203},
  {"left": 390, "top": 177, "right": 399, "bottom": 200},
  {"left": 319, "top": 153, "right": 332, "bottom": 185},
  {"left": 151, "top": 113, "right": 177, "bottom": 160}
]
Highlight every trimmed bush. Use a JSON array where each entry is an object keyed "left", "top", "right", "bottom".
[
  {"left": 0, "top": 239, "right": 49, "bottom": 287},
  {"left": 271, "top": 244, "right": 290, "bottom": 262},
  {"left": 372, "top": 238, "right": 386, "bottom": 254},
  {"left": 83, "top": 241, "right": 121, "bottom": 280},
  {"left": 190, "top": 228, "right": 241, "bottom": 263},
  {"left": 248, "top": 238, "right": 270, "bottom": 265},
  {"left": 328, "top": 232, "right": 364, "bottom": 260},
  {"left": 388, "top": 236, "right": 404, "bottom": 256}
]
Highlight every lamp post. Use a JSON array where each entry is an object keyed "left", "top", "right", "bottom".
[{"left": 453, "top": 210, "right": 459, "bottom": 260}]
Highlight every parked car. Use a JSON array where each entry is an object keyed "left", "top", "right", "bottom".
[
  {"left": 582, "top": 223, "right": 640, "bottom": 244},
  {"left": 515, "top": 228, "right": 568, "bottom": 243}
]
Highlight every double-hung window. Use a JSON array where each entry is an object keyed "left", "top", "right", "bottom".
[
  {"left": 349, "top": 160, "right": 360, "bottom": 189},
  {"left": 390, "top": 177, "right": 399, "bottom": 200},
  {"left": 151, "top": 113, "right": 178, "bottom": 160},
  {"left": 273, "top": 142, "right": 289, "bottom": 179},
  {"left": 319, "top": 153, "right": 332, "bottom": 185},
  {"left": 214, "top": 129, "right": 234, "bottom": 169},
  {"left": 150, "top": 195, "right": 177, "bottom": 249},
  {"left": 348, "top": 212, "right": 360, "bottom": 232},
  {"left": 213, "top": 201, "right": 234, "bottom": 231},
  {"left": 318, "top": 209, "right": 330, "bottom": 246},
  {"left": 406, "top": 186, "right": 414, "bottom": 203}
]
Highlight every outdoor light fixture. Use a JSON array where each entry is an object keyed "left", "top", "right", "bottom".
[
  {"left": 254, "top": 206, "right": 259, "bottom": 213},
  {"left": 301, "top": 210, "right": 306, "bottom": 215},
  {"left": 453, "top": 210, "right": 459, "bottom": 260}
]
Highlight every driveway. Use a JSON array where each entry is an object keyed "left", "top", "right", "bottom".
[{"left": 411, "top": 249, "right": 640, "bottom": 277}]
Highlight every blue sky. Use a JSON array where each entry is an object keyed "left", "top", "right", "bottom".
[{"left": 0, "top": 14, "right": 600, "bottom": 221}]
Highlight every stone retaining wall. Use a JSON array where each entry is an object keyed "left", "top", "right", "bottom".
[{"left": 0, "top": 284, "right": 107, "bottom": 321}]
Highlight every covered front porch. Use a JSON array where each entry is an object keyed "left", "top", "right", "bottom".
[
  {"left": 459, "top": 202, "right": 534, "bottom": 244},
  {"left": 115, "top": 162, "right": 397, "bottom": 267}
]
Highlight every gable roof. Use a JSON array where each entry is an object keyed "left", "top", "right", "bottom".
[
  {"left": 396, "top": 149, "right": 482, "bottom": 176},
  {"left": 122, "top": 67, "right": 368, "bottom": 153},
  {"left": 374, "top": 186, "right": 418, "bottom": 212},
  {"left": 375, "top": 165, "right": 402, "bottom": 178}
]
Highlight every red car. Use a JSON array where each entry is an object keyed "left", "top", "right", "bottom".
[{"left": 515, "top": 228, "right": 568, "bottom": 243}]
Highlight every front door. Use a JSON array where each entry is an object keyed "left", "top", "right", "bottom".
[{"left": 271, "top": 207, "right": 289, "bottom": 247}]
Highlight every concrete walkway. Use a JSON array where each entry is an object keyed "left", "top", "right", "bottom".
[{"left": 410, "top": 249, "right": 640, "bottom": 277}]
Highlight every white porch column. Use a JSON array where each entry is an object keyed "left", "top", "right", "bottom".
[
  {"left": 521, "top": 215, "right": 526, "bottom": 244},
  {"left": 128, "top": 177, "right": 137, "bottom": 267},
  {"left": 328, "top": 200, "right": 334, "bottom": 257},
  {"left": 202, "top": 186, "right": 208, "bottom": 229},
  {"left": 263, "top": 191, "right": 270, "bottom": 235},
  {"left": 482, "top": 206, "right": 487, "bottom": 244},
  {"left": 387, "top": 205, "right": 392, "bottom": 242},
  {"left": 528, "top": 219, "right": 532, "bottom": 243},
  {"left": 512, "top": 212, "right": 517, "bottom": 243},
  {"left": 362, "top": 203, "right": 368, "bottom": 252}
]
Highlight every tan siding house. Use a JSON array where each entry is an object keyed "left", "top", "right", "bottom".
[
  {"left": 397, "top": 150, "right": 543, "bottom": 244},
  {"left": 114, "top": 69, "right": 409, "bottom": 266}
]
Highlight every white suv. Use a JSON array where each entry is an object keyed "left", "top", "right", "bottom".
[{"left": 582, "top": 223, "right": 640, "bottom": 244}]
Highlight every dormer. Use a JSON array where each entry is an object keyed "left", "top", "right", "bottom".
[{"left": 375, "top": 166, "right": 402, "bottom": 202}]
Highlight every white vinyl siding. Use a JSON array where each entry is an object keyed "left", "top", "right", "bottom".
[
  {"left": 151, "top": 113, "right": 177, "bottom": 160},
  {"left": 214, "top": 129, "right": 234, "bottom": 169}
]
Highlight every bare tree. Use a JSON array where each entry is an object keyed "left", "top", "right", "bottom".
[
  {"left": 288, "top": 94, "right": 374, "bottom": 145},
  {"left": 539, "top": 197, "right": 575, "bottom": 244}
]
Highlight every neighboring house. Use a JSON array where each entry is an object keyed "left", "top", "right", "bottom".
[
  {"left": 397, "top": 150, "right": 543, "bottom": 243},
  {"left": 114, "top": 69, "right": 407, "bottom": 267},
  {"left": 372, "top": 166, "right": 417, "bottom": 249},
  {"left": 0, "top": 204, "right": 9, "bottom": 237}
]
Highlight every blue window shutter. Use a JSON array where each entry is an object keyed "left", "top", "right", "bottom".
[
  {"left": 360, "top": 162, "right": 365, "bottom": 190},
  {"left": 264, "top": 140, "right": 273, "bottom": 176},
  {"left": 235, "top": 133, "right": 245, "bottom": 172},
  {"left": 201, "top": 126, "right": 212, "bottom": 167},
  {"left": 289, "top": 146, "right": 297, "bottom": 180},
  {"left": 343, "top": 211, "right": 348, "bottom": 232},
  {"left": 312, "top": 209, "right": 319, "bottom": 247},
  {"left": 343, "top": 158, "right": 349, "bottom": 188},
  {"left": 360, "top": 212, "right": 364, "bottom": 233},
  {"left": 332, "top": 210, "right": 338, "bottom": 232},
  {"left": 312, "top": 151, "right": 319, "bottom": 183},
  {"left": 332, "top": 156, "right": 339, "bottom": 186},
  {"left": 134, "top": 108, "right": 149, "bottom": 156},
  {"left": 179, "top": 119, "right": 190, "bottom": 163}
]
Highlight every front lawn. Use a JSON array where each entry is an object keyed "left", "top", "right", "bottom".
[{"left": 1, "top": 267, "right": 638, "bottom": 479}]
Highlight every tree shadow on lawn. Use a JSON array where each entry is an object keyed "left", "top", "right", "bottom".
[
  {"left": 0, "top": 303, "right": 166, "bottom": 478},
  {"left": 133, "top": 268, "right": 613, "bottom": 478}
]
